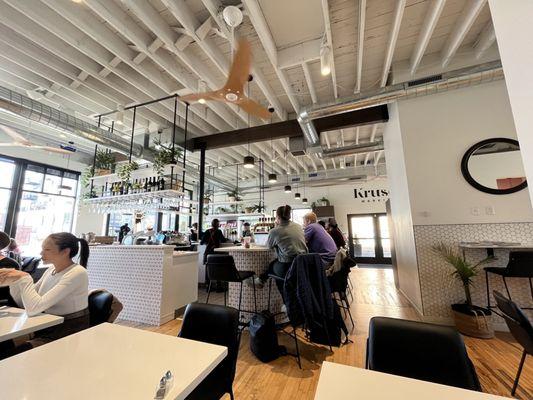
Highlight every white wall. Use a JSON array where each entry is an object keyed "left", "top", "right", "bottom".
[
  {"left": 383, "top": 103, "right": 423, "bottom": 313},
  {"left": 489, "top": 0, "right": 533, "bottom": 205},
  {"left": 398, "top": 80, "right": 533, "bottom": 225},
  {"left": 262, "top": 179, "right": 389, "bottom": 233}
]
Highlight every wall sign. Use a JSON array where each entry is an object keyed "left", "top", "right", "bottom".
[{"left": 354, "top": 188, "right": 389, "bottom": 203}]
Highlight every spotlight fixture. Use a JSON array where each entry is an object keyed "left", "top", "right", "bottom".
[
  {"left": 320, "top": 43, "right": 331, "bottom": 76},
  {"left": 243, "top": 155, "right": 255, "bottom": 169},
  {"left": 284, "top": 185, "right": 292, "bottom": 193},
  {"left": 268, "top": 173, "right": 277, "bottom": 183},
  {"left": 302, "top": 198, "right": 308, "bottom": 204},
  {"left": 294, "top": 192, "right": 301, "bottom": 199}
]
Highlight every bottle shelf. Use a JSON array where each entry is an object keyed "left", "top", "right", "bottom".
[{"left": 90, "top": 164, "right": 185, "bottom": 184}]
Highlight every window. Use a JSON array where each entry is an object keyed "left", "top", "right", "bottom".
[
  {"left": 0, "top": 158, "right": 15, "bottom": 230},
  {"left": 291, "top": 208, "right": 312, "bottom": 226},
  {"left": 107, "top": 213, "right": 133, "bottom": 237}
]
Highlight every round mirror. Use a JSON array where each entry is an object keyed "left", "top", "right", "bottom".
[{"left": 461, "top": 138, "right": 527, "bottom": 195}]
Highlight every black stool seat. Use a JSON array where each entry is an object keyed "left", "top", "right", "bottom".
[
  {"left": 485, "top": 266, "right": 533, "bottom": 278},
  {"left": 237, "top": 270, "right": 255, "bottom": 281}
]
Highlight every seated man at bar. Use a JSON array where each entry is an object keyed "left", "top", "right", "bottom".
[
  {"left": 303, "top": 212, "right": 337, "bottom": 266},
  {"left": 0, "top": 232, "right": 90, "bottom": 359},
  {"left": 265, "top": 205, "right": 307, "bottom": 298}
]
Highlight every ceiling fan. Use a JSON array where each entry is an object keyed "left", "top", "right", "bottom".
[
  {"left": 0, "top": 124, "right": 73, "bottom": 154},
  {"left": 180, "top": 39, "right": 272, "bottom": 120}
]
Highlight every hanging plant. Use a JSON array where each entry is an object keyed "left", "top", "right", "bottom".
[
  {"left": 318, "top": 197, "right": 330, "bottom": 206},
  {"left": 152, "top": 137, "right": 182, "bottom": 177},
  {"left": 117, "top": 161, "right": 139, "bottom": 183},
  {"left": 81, "top": 166, "right": 94, "bottom": 189},
  {"left": 94, "top": 150, "right": 116, "bottom": 174},
  {"left": 226, "top": 188, "right": 242, "bottom": 202},
  {"left": 251, "top": 203, "right": 265, "bottom": 213}
]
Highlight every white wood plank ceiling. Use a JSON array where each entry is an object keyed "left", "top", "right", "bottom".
[{"left": 0, "top": 0, "right": 498, "bottom": 184}]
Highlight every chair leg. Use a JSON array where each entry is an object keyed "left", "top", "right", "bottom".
[
  {"left": 293, "top": 327, "right": 302, "bottom": 369},
  {"left": 321, "top": 316, "right": 333, "bottom": 352},
  {"left": 512, "top": 350, "right": 527, "bottom": 396},
  {"left": 503, "top": 276, "right": 512, "bottom": 300},
  {"left": 252, "top": 277, "right": 258, "bottom": 313},
  {"left": 224, "top": 285, "right": 227, "bottom": 307},
  {"left": 529, "top": 278, "right": 533, "bottom": 302},
  {"left": 342, "top": 292, "right": 354, "bottom": 328},
  {"left": 206, "top": 281, "right": 212, "bottom": 304},
  {"left": 485, "top": 270, "right": 491, "bottom": 309},
  {"left": 267, "top": 279, "right": 272, "bottom": 312},
  {"left": 238, "top": 282, "right": 243, "bottom": 319}
]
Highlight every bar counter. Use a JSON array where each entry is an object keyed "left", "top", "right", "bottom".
[
  {"left": 214, "top": 245, "right": 283, "bottom": 321},
  {"left": 88, "top": 245, "right": 198, "bottom": 325}
]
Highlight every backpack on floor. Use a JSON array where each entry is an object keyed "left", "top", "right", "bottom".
[{"left": 249, "top": 311, "right": 285, "bottom": 362}]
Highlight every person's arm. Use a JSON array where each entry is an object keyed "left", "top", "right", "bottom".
[
  {"left": 200, "top": 230, "right": 208, "bottom": 245},
  {"left": 9, "top": 268, "right": 87, "bottom": 316},
  {"left": 217, "top": 229, "right": 226, "bottom": 243},
  {"left": 304, "top": 224, "right": 314, "bottom": 243}
]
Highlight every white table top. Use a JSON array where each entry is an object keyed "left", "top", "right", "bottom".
[
  {"left": 459, "top": 241, "right": 533, "bottom": 249},
  {"left": 214, "top": 245, "right": 271, "bottom": 252},
  {"left": 0, "top": 307, "right": 64, "bottom": 342},
  {"left": 314, "top": 362, "right": 511, "bottom": 400},
  {"left": 0, "top": 323, "right": 227, "bottom": 400}
]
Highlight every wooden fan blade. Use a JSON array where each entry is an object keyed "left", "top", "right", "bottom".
[
  {"left": 225, "top": 39, "right": 251, "bottom": 93},
  {"left": 0, "top": 124, "right": 31, "bottom": 145},
  {"left": 30, "top": 145, "right": 73, "bottom": 154},
  {"left": 236, "top": 97, "right": 271, "bottom": 120},
  {"left": 180, "top": 91, "right": 221, "bottom": 103}
]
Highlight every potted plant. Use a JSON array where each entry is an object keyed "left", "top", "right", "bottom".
[
  {"left": 432, "top": 243, "right": 494, "bottom": 338},
  {"left": 152, "top": 138, "right": 182, "bottom": 177},
  {"left": 94, "top": 150, "right": 116, "bottom": 175},
  {"left": 244, "top": 206, "right": 254, "bottom": 214},
  {"left": 251, "top": 203, "right": 265, "bottom": 213},
  {"left": 318, "top": 197, "right": 330, "bottom": 206},
  {"left": 203, "top": 193, "right": 212, "bottom": 205},
  {"left": 227, "top": 188, "right": 242, "bottom": 203},
  {"left": 117, "top": 161, "right": 139, "bottom": 183}
]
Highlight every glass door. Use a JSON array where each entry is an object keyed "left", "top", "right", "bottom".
[{"left": 348, "top": 213, "right": 391, "bottom": 264}]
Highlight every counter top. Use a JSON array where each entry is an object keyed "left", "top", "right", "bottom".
[
  {"left": 214, "top": 245, "right": 271, "bottom": 252},
  {"left": 89, "top": 244, "right": 175, "bottom": 249},
  {"left": 173, "top": 251, "right": 199, "bottom": 257},
  {"left": 459, "top": 242, "right": 533, "bottom": 249}
]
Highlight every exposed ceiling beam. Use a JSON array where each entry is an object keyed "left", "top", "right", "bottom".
[
  {"left": 473, "top": 21, "right": 496, "bottom": 59},
  {"left": 199, "top": 0, "right": 287, "bottom": 121},
  {"left": 441, "top": 0, "right": 487, "bottom": 68},
  {"left": 242, "top": 0, "right": 301, "bottom": 113},
  {"left": 302, "top": 62, "right": 317, "bottom": 104},
  {"left": 354, "top": 0, "right": 366, "bottom": 93},
  {"left": 374, "top": 150, "right": 383, "bottom": 166},
  {"left": 313, "top": 105, "right": 389, "bottom": 133},
  {"left": 370, "top": 124, "right": 378, "bottom": 142},
  {"left": 321, "top": 0, "right": 338, "bottom": 98},
  {"left": 409, "top": 0, "right": 446, "bottom": 76},
  {"left": 277, "top": 39, "right": 321, "bottom": 69},
  {"left": 380, "top": 0, "right": 405, "bottom": 87}
]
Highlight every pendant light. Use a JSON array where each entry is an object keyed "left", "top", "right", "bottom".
[
  {"left": 320, "top": 36, "right": 331, "bottom": 76},
  {"left": 268, "top": 173, "right": 277, "bottom": 183},
  {"left": 284, "top": 185, "right": 292, "bottom": 193},
  {"left": 242, "top": 82, "right": 255, "bottom": 168},
  {"left": 268, "top": 113, "right": 277, "bottom": 183},
  {"left": 283, "top": 151, "right": 291, "bottom": 192},
  {"left": 302, "top": 174, "right": 308, "bottom": 204},
  {"left": 59, "top": 152, "right": 73, "bottom": 191},
  {"left": 115, "top": 104, "right": 124, "bottom": 125},
  {"left": 294, "top": 179, "right": 301, "bottom": 199}
]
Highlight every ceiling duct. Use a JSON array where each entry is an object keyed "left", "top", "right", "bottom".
[
  {"left": 0, "top": 86, "right": 144, "bottom": 158},
  {"left": 288, "top": 136, "right": 306, "bottom": 156},
  {"left": 318, "top": 140, "right": 384, "bottom": 159},
  {"left": 298, "top": 61, "right": 504, "bottom": 148}
]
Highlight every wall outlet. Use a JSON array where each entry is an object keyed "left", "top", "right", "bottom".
[
  {"left": 486, "top": 206, "right": 496, "bottom": 215},
  {"left": 470, "top": 207, "right": 481, "bottom": 216}
]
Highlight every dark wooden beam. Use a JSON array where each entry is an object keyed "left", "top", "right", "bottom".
[
  {"left": 189, "top": 105, "right": 389, "bottom": 150},
  {"left": 313, "top": 105, "right": 389, "bottom": 132}
]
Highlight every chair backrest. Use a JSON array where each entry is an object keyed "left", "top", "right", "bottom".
[
  {"left": 179, "top": 303, "right": 240, "bottom": 398},
  {"left": 21, "top": 257, "right": 41, "bottom": 273},
  {"left": 493, "top": 291, "right": 533, "bottom": 354},
  {"left": 506, "top": 251, "right": 533, "bottom": 277},
  {"left": 367, "top": 316, "right": 481, "bottom": 391},
  {"left": 88, "top": 290, "right": 114, "bottom": 327},
  {"left": 206, "top": 254, "right": 241, "bottom": 282}
]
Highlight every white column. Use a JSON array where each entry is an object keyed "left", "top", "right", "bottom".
[{"left": 489, "top": 0, "right": 533, "bottom": 203}]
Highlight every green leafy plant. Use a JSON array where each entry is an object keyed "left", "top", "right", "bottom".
[
  {"left": 318, "top": 197, "right": 330, "bottom": 206},
  {"left": 95, "top": 150, "right": 116, "bottom": 172},
  {"left": 226, "top": 188, "right": 242, "bottom": 202},
  {"left": 152, "top": 138, "right": 182, "bottom": 177},
  {"left": 432, "top": 243, "right": 493, "bottom": 306},
  {"left": 81, "top": 166, "right": 94, "bottom": 189},
  {"left": 117, "top": 161, "right": 139, "bottom": 183},
  {"left": 251, "top": 203, "right": 265, "bottom": 213}
]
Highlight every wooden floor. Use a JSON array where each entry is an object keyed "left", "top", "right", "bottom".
[{"left": 118, "top": 268, "right": 532, "bottom": 399}]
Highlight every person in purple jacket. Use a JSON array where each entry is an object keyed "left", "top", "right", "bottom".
[{"left": 303, "top": 212, "right": 338, "bottom": 266}]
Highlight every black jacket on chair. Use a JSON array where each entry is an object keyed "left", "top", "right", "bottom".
[{"left": 367, "top": 317, "right": 481, "bottom": 391}]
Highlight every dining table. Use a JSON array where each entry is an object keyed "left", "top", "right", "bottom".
[
  {"left": 0, "top": 322, "right": 228, "bottom": 400},
  {"left": 0, "top": 306, "right": 64, "bottom": 342},
  {"left": 314, "top": 361, "right": 512, "bottom": 400}
]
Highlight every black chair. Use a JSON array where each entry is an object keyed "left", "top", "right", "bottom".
[
  {"left": 485, "top": 251, "right": 533, "bottom": 311},
  {"left": 179, "top": 303, "right": 240, "bottom": 400},
  {"left": 328, "top": 261, "right": 354, "bottom": 328},
  {"left": 205, "top": 254, "right": 257, "bottom": 323},
  {"left": 366, "top": 317, "right": 481, "bottom": 391},
  {"left": 88, "top": 290, "right": 113, "bottom": 327},
  {"left": 494, "top": 290, "right": 533, "bottom": 396}
]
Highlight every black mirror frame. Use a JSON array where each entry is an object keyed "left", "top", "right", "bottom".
[{"left": 461, "top": 137, "right": 528, "bottom": 195}]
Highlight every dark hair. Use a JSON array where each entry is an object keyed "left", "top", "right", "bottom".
[
  {"left": 211, "top": 219, "right": 220, "bottom": 228},
  {"left": 328, "top": 218, "right": 338, "bottom": 228},
  {"left": 0, "top": 231, "right": 10, "bottom": 250},
  {"left": 243, "top": 222, "right": 250, "bottom": 227},
  {"left": 318, "top": 220, "right": 326, "bottom": 228},
  {"left": 48, "top": 232, "right": 90, "bottom": 268},
  {"left": 276, "top": 205, "right": 291, "bottom": 222}
]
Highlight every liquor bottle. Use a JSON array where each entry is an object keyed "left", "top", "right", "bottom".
[
  {"left": 144, "top": 178, "right": 149, "bottom": 192},
  {"left": 151, "top": 177, "right": 157, "bottom": 191},
  {"left": 159, "top": 177, "right": 165, "bottom": 191}
]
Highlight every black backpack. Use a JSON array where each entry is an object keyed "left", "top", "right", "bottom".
[{"left": 249, "top": 311, "right": 286, "bottom": 362}]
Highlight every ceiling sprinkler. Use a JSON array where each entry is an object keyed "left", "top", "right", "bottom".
[{"left": 222, "top": 6, "right": 243, "bottom": 28}]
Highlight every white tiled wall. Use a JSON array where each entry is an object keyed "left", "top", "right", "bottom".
[{"left": 414, "top": 223, "right": 533, "bottom": 325}]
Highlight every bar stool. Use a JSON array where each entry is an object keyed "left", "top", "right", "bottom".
[
  {"left": 485, "top": 250, "right": 533, "bottom": 311},
  {"left": 205, "top": 254, "right": 257, "bottom": 323}
]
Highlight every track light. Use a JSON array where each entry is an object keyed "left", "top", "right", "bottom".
[
  {"left": 284, "top": 185, "right": 292, "bottom": 193},
  {"left": 294, "top": 192, "right": 301, "bottom": 199},
  {"left": 320, "top": 44, "right": 331, "bottom": 76},
  {"left": 243, "top": 155, "right": 255, "bottom": 169},
  {"left": 268, "top": 173, "right": 277, "bottom": 183}
]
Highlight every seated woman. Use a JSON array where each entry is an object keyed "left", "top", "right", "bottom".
[
  {"left": 0, "top": 231, "right": 20, "bottom": 270},
  {"left": 327, "top": 218, "right": 346, "bottom": 249},
  {"left": 303, "top": 212, "right": 338, "bottom": 266},
  {"left": 265, "top": 205, "right": 307, "bottom": 298},
  {"left": 0, "top": 232, "right": 90, "bottom": 356}
]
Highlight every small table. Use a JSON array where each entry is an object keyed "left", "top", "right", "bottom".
[
  {"left": 314, "top": 362, "right": 511, "bottom": 399},
  {"left": 0, "top": 323, "right": 227, "bottom": 399},
  {"left": 459, "top": 242, "right": 533, "bottom": 258},
  {"left": 0, "top": 307, "right": 64, "bottom": 342}
]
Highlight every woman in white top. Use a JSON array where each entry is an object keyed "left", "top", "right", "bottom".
[{"left": 0, "top": 232, "right": 90, "bottom": 358}]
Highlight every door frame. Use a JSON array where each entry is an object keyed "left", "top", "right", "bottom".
[{"left": 347, "top": 212, "right": 391, "bottom": 264}]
